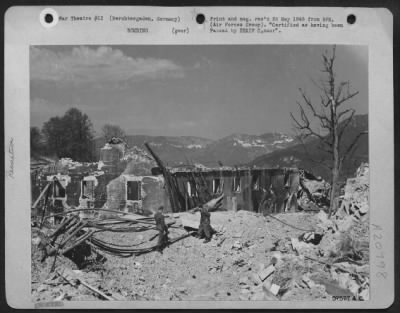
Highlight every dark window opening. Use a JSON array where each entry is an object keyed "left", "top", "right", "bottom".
[
  {"left": 252, "top": 177, "right": 260, "bottom": 191},
  {"left": 232, "top": 177, "right": 241, "bottom": 193},
  {"left": 127, "top": 181, "right": 141, "bottom": 201},
  {"left": 213, "top": 178, "right": 222, "bottom": 194},
  {"left": 53, "top": 183, "right": 66, "bottom": 198},
  {"left": 187, "top": 181, "right": 196, "bottom": 197},
  {"left": 82, "top": 180, "right": 95, "bottom": 199}
]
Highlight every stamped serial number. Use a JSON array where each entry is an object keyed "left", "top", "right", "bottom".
[{"left": 332, "top": 296, "right": 352, "bottom": 301}]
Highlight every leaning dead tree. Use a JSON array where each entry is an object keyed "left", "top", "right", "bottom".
[{"left": 290, "top": 46, "right": 367, "bottom": 216}]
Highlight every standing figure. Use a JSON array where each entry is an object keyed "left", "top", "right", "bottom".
[
  {"left": 154, "top": 206, "right": 169, "bottom": 253},
  {"left": 193, "top": 205, "right": 215, "bottom": 243}
]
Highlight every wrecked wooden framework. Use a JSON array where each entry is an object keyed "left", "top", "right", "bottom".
[
  {"left": 144, "top": 142, "right": 300, "bottom": 214},
  {"left": 166, "top": 167, "right": 300, "bottom": 213}
]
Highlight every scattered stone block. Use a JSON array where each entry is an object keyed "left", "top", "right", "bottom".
[
  {"left": 270, "top": 284, "right": 280, "bottom": 296},
  {"left": 232, "top": 241, "right": 242, "bottom": 250},
  {"left": 262, "top": 285, "right": 279, "bottom": 300},
  {"left": 258, "top": 264, "right": 275, "bottom": 281}
]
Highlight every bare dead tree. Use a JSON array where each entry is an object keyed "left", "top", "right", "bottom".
[{"left": 290, "top": 46, "right": 367, "bottom": 217}]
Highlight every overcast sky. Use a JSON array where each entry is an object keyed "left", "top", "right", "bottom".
[{"left": 30, "top": 45, "right": 368, "bottom": 139}]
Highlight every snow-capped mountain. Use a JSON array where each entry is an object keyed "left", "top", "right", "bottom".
[
  {"left": 250, "top": 115, "right": 369, "bottom": 181},
  {"left": 229, "top": 133, "right": 294, "bottom": 149},
  {"left": 198, "top": 133, "right": 296, "bottom": 166},
  {"left": 95, "top": 132, "right": 297, "bottom": 167}
]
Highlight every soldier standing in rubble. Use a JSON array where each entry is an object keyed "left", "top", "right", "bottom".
[
  {"left": 193, "top": 204, "right": 215, "bottom": 243},
  {"left": 154, "top": 206, "right": 169, "bottom": 253}
]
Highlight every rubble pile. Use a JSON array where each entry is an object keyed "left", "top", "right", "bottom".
[
  {"left": 31, "top": 164, "right": 369, "bottom": 302},
  {"left": 298, "top": 177, "right": 330, "bottom": 211},
  {"left": 336, "top": 163, "right": 369, "bottom": 221},
  {"left": 123, "top": 146, "right": 154, "bottom": 163},
  {"left": 122, "top": 147, "right": 157, "bottom": 176}
]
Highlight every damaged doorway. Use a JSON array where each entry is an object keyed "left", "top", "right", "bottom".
[
  {"left": 81, "top": 178, "right": 96, "bottom": 210},
  {"left": 53, "top": 182, "right": 66, "bottom": 198},
  {"left": 126, "top": 180, "right": 142, "bottom": 213},
  {"left": 127, "top": 181, "right": 141, "bottom": 201},
  {"left": 82, "top": 180, "right": 95, "bottom": 200},
  {"left": 47, "top": 175, "right": 69, "bottom": 224}
]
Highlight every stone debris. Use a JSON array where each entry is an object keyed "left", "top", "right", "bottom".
[
  {"left": 336, "top": 163, "right": 369, "bottom": 222},
  {"left": 31, "top": 164, "right": 369, "bottom": 302},
  {"left": 232, "top": 241, "right": 243, "bottom": 250},
  {"left": 269, "top": 284, "right": 280, "bottom": 296},
  {"left": 258, "top": 264, "right": 276, "bottom": 282},
  {"left": 298, "top": 176, "right": 330, "bottom": 211}
]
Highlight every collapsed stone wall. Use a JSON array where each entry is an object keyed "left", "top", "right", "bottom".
[
  {"left": 141, "top": 176, "right": 169, "bottom": 214},
  {"left": 336, "top": 163, "right": 369, "bottom": 220},
  {"left": 104, "top": 174, "right": 168, "bottom": 214},
  {"left": 105, "top": 175, "right": 127, "bottom": 211}
]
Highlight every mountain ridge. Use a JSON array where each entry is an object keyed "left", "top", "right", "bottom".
[
  {"left": 250, "top": 114, "right": 368, "bottom": 181},
  {"left": 95, "top": 132, "right": 297, "bottom": 167},
  {"left": 94, "top": 114, "right": 368, "bottom": 180}
]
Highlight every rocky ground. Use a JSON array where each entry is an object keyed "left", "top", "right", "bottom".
[{"left": 32, "top": 209, "right": 369, "bottom": 302}]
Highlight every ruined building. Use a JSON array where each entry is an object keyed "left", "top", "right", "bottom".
[{"left": 31, "top": 140, "right": 301, "bottom": 218}]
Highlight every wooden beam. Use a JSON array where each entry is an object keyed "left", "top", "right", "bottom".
[{"left": 31, "top": 182, "right": 51, "bottom": 209}]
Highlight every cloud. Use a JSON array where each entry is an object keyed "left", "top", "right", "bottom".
[{"left": 30, "top": 46, "right": 184, "bottom": 85}]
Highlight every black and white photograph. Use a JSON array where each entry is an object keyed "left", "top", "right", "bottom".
[
  {"left": 29, "top": 44, "right": 370, "bottom": 302},
  {"left": 4, "top": 5, "right": 394, "bottom": 309}
]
